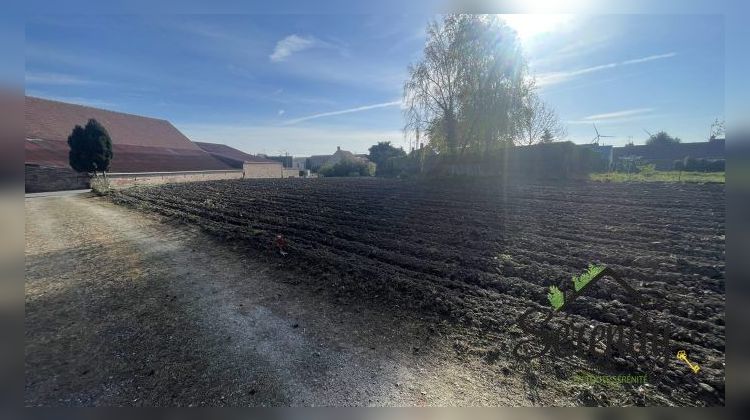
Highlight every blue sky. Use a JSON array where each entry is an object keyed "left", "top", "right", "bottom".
[{"left": 26, "top": 14, "right": 724, "bottom": 156}]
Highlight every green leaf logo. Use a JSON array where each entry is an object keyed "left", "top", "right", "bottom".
[
  {"left": 572, "top": 264, "right": 606, "bottom": 292},
  {"left": 547, "top": 285, "right": 565, "bottom": 310}
]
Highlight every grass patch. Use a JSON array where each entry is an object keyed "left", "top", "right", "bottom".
[
  {"left": 590, "top": 170, "right": 724, "bottom": 183},
  {"left": 90, "top": 176, "right": 112, "bottom": 196}
]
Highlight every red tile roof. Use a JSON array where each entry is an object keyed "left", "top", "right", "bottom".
[
  {"left": 195, "top": 141, "right": 278, "bottom": 168},
  {"left": 25, "top": 96, "right": 233, "bottom": 172}
]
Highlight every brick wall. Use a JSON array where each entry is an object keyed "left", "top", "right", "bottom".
[
  {"left": 282, "top": 168, "right": 300, "bottom": 178},
  {"left": 243, "top": 162, "right": 283, "bottom": 178},
  {"left": 27, "top": 163, "right": 285, "bottom": 192},
  {"left": 25, "top": 165, "right": 90, "bottom": 193},
  {"left": 107, "top": 170, "right": 244, "bottom": 188}
]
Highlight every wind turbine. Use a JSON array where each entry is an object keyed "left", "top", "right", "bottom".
[
  {"left": 591, "top": 124, "right": 614, "bottom": 145},
  {"left": 643, "top": 128, "right": 653, "bottom": 137}
]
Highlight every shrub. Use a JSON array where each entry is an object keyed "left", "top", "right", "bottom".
[
  {"left": 90, "top": 176, "right": 112, "bottom": 196},
  {"left": 379, "top": 142, "right": 605, "bottom": 180},
  {"left": 429, "top": 142, "right": 604, "bottom": 179},
  {"left": 379, "top": 151, "right": 427, "bottom": 178},
  {"left": 613, "top": 157, "right": 643, "bottom": 173},
  {"left": 645, "top": 131, "right": 681, "bottom": 146},
  {"left": 637, "top": 163, "right": 657, "bottom": 175},
  {"left": 676, "top": 157, "right": 725, "bottom": 172},
  {"left": 368, "top": 141, "right": 407, "bottom": 176},
  {"left": 319, "top": 159, "right": 374, "bottom": 177}
]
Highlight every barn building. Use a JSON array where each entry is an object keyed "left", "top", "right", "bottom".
[{"left": 25, "top": 96, "right": 281, "bottom": 192}]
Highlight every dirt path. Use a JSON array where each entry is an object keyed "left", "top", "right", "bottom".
[{"left": 25, "top": 194, "right": 549, "bottom": 406}]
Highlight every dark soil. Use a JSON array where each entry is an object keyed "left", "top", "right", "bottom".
[{"left": 112, "top": 177, "right": 725, "bottom": 406}]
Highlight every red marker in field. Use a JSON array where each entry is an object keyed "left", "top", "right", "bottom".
[{"left": 275, "top": 234, "right": 288, "bottom": 256}]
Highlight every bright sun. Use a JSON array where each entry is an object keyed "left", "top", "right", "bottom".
[{"left": 500, "top": 14, "right": 573, "bottom": 42}]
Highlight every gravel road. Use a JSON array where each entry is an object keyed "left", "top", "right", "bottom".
[{"left": 25, "top": 193, "right": 544, "bottom": 406}]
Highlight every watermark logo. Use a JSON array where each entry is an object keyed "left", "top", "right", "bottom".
[
  {"left": 546, "top": 264, "right": 643, "bottom": 311},
  {"left": 513, "top": 264, "right": 672, "bottom": 366},
  {"left": 676, "top": 350, "right": 700, "bottom": 374},
  {"left": 573, "top": 372, "right": 648, "bottom": 386}
]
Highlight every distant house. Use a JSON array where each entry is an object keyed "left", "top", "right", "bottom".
[
  {"left": 306, "top": 146, "right": 368, "bottom": 172},
  {"left": 264, "top": 155, "right": 293, "bottom": 168},
  {"left": 292, "top": 157, "right": 307, "bottom": 170},
  {"left": 612, "top": 139, "right": 725, "bottom": 170},
  {"left": 194, "top": 142, "right": 284, "bottom": 178}
]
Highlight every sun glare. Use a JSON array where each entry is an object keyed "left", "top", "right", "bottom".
[{"left": 500, "top": 14, "right": 573, "bottom": 41}]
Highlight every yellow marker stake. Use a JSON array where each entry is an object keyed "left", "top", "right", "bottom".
[{"left": 676, "top": 350, "right": 700, "bottom": 374}]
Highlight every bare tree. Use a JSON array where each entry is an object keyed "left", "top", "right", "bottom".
[
  {"left": 404, "top": 15, "right": 529, "bottom": 155},
  {"left": 515, "top": 92, "right": 567, "bottom": 145},
  {"left": 403, "top": 17, "right": 461, "bottom": 154},
  {"left": 710, "top": 118, "right": 725, "bottom": 140}
]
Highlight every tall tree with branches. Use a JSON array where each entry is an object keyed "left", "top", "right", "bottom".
[
  {"left": 403, "top": 16, "right": 462, "bottom": 154},
  {"left": 516, "top": 92, "right": 567, "bottom": 145},
  {"left": 404, "top": 15, "right": 530, "bottom": 155}
]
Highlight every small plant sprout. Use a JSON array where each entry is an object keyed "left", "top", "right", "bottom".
[
  {"left": 547, "top": 285, "right": 565, "bottom": 310},
  {"left": 572, "top": 264, "right": 606, "bottom": 292}
]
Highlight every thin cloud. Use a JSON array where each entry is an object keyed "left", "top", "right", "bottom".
[
  {"left": 622, "top": 52, "right": 677, "bottom": 65},
  {"left": 536, "top": 52, "right": 677, "bottom": 87},
  {"left": 283, "top": 100, "right": 401, "bottom": 125},
  {"left": 582, "top": 108, "right": 654, "bottom": 121},
  {"left": 529, "top": 35, "right": 613, "bottom": 69},
  {"left": 25, "top": 72, "right": 102, "bottom": 86},
  {"left": 270, "top": 35, "right": 330, "bottom": 62},
  {"left": 567, "top": 109, "right": 663, "bottom": 125}
]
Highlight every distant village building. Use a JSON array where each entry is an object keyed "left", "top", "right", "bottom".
[
  {"left": 195, "top": 142, "right": 284, "bottom": 178},
  {"left": 24, "top": 96, "right": 283, "bottom": 192},
  {"left": 292, "top": 157, "right": 307, "bottom": 170},
  {"left": 305, "top": 146, "right": 371, "bottom": 173},
  {"left": 264, "top": 155, "right": 293, "bottom": 168}
]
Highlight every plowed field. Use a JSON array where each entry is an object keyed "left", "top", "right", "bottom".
[{"left": 113, "top": 178, "right": 725, "bottom": 406}]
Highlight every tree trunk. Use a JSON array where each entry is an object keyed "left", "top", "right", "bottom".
[{"left": 444, "top": 112, "right": 459, "bottom": 155}]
